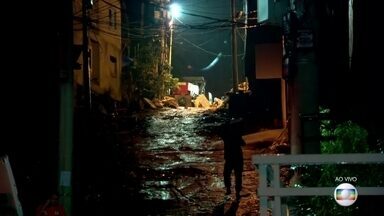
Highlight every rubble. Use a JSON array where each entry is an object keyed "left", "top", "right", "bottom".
[{"left": 194, "top": 94, "right": 211, "bottom": 108}]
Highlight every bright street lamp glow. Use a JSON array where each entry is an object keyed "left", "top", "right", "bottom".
[{"left": 170, "top": 3, "right": 182, "bottom": 18}]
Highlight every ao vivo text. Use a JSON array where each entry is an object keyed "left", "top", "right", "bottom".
[{"left": 335, "top": 176, "right": 358, "bottom": 182}]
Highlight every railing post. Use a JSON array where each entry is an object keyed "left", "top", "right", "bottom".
[
  {"left": 272, "top": 164, "right": 280, "bottom": 188},
  {"left": 272, "top": 164, "right": 282, "bottom": 215},
  {"left": 259, "top": 164, "right": 269, "bottom": 216},
  {"left": 273, "top": 196, "right": 282, "bottom": 216}
]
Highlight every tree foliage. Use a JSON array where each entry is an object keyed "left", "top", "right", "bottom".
[{"left": 130, "top": 40, "right": 178, "bottom": 99}]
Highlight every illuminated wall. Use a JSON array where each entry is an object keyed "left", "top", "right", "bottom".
[{"left": 73, "top": 0, "right": 122, "bottom": 101}]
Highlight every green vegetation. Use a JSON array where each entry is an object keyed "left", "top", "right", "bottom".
[
  {"left": 130, "top": 40, "right": 178, "bottom": 100},
  {"left": 286, "top": 107, "right": 384, "bottom": 215}
]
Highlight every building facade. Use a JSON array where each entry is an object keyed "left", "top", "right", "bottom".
[{"left": 73, "top": 0, "right": 123, "bottom": 102}]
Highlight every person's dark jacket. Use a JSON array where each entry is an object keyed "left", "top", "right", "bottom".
[{"left": 219, "top": 120, "right": 245, "bottom": 161}]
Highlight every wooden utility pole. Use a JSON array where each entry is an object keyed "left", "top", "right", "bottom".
[
  {"left": 82, "top": 0, "right": 91, "bottom": 111},
  {"left": 231, "top": 0, "right": 239, "bottom": 92},
  {"left": 169, "top": 22, "right": 173, "bottom": 67}
]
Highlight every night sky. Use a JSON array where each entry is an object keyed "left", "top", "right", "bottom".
[{"left": 171, "top": 0, "right": 246, "bottom": 97}]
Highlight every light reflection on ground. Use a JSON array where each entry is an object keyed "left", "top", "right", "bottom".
[{"left": 120, "top": 107, "right": 263, "bottom": 215}]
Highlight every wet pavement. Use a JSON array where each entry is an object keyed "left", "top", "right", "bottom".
[{"left": 75, "top": 107, "right": 280, "bottom": 215}]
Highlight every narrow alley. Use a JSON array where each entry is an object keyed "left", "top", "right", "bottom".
[{"left": 74, "top": 107, "right": 285, "bottom": 215}]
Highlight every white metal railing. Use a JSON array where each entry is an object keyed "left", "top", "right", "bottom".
[{"left": 252, "top": 153, "right": 384, "bottom": 216}]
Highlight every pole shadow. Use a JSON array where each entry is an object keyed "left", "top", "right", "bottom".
[{"left": 212, "top": 199, "right": 239, "bottom": 216}]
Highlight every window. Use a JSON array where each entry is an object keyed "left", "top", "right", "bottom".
[
  {"left": 110, "top": 55, "right": 117, "bottom": 78},
  {"left": 109, "top": 9, "right": 117, "bottom": 29}
]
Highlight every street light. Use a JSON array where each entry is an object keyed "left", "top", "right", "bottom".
[
  {"left": 170, "top": 3, "right": 181, "bottom": 18},
  {"left": 168, "top": 3, "right": 182, "bottom": 68}
]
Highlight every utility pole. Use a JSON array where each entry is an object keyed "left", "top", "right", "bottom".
[
  {"left": 169, "top": 21, "right": 173, "bottom": 68},
  {"left": 285, "top": 5, "right": 302, "bottom": 155},
  {"left": 288, "top": 0, "right": 320, "bottom": 154},
  {"left": 231, "top": 0, "right": 239, "bottom": 92},
  {"left": 58, "top": 0, "right": 74, "bottom": 214},
  {"left": 82, "top": 0, "right": 91, "bottom": 111}
]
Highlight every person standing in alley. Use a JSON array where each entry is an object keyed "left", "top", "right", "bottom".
[{"left": 218, "top": 117, "right": 246, "bottom": 201}]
